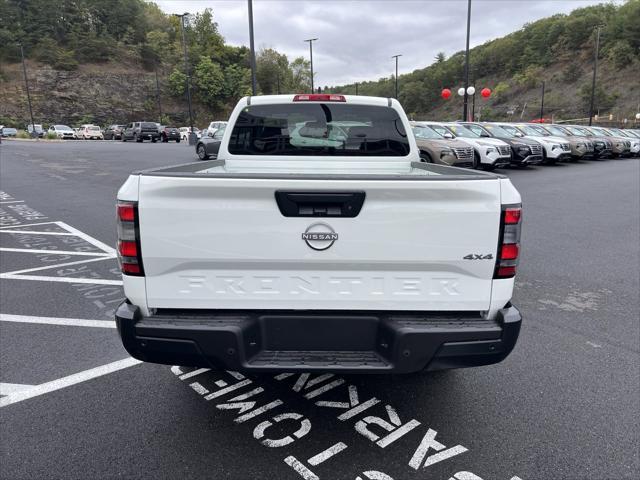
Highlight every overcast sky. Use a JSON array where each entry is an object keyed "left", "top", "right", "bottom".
[{"left": 154, "top": 0, "right": 615, "bottom": 86}]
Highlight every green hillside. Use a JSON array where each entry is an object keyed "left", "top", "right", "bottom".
[{"left": 327, "top": 0, "right": 640, "bottom": 122}]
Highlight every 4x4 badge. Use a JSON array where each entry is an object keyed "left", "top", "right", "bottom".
[{"left": 463, "top": 254, "right": 494, "bottom": 260}]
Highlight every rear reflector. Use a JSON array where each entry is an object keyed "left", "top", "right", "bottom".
[
  {"left": 497, "top": 266, "right": 517, "bottom": 277},
  {"left": 501, "top": 244, "right": 519, "bottom": 260},
  {"left": 122, "top": 263, "right": 141, "bottom": 275},
  {"left": 293, "top": 94, "right": 346, "bottom": 102},
  {"left": 118, "top": 240, "right": 137, "bottom": 257}
]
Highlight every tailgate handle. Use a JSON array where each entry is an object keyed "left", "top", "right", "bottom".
[{"left": 275, "top": 191, "right": 365, "bottom": 217}]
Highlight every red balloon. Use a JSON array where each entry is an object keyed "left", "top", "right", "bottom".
[
  {"left": 441, "top": 88, "right": 452, "bottom": 100},
  {"left": 481, "top": 88, "right": 492, "bottom": 98}
]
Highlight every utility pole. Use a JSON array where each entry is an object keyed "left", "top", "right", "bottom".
[
  {"left": 248, "top": 0, "right": 257, "bottom": 95},
  {"left": 155, "top": 65, "right": 162, "bottom": 123},
  {"left": 355, "top": 82, "right": 358, "bottom": 95},
  {"left": 176, "top": 13, "right": 195, "bottom": 144},
  {"left": 540, "top": 80, "right": 545, "bottom": 122},
  {"left": 392, "top": 54, "right": 402, "bottom": 99},
  {"left": 20, "top": 44, "right": 36, "bottom": 137},
  {"left": 304, "top": 38, "right": 318, "bottom": 92},
  {"left": 462, "top": 0, "right": 472, "bottom": 121},
  {"left": 276, "top": 70, "right": 280, "bottom": 94},
  {"left": 588, "top": 25, "right": 602, "bottom": 126}
]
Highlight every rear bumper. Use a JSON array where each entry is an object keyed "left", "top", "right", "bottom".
[{"left": 116, "top": 302, "right": 522, "bottom": 374}]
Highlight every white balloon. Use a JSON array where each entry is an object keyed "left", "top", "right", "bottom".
[
  {"left": 466, "top": 86, "right": 476, "bottom": 95},
  {"left": 457, "top": 87, "right": 465, "bottom": 96}
]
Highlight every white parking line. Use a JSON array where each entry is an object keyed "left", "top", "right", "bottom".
[
  {"left": 0, "top": 221, "right": 58, "bottom": 230},
  {"left": 0, "top": 274, "right": 122, "bottom": 285},
  {"left": 2, "top": 256, "right": 115, "bottom": 276},
  {"left": 0, "top": 248, "right": 112, "bottom": 256},
  {"left": 0, "top": 313, "right": 116, "bottom": 328},
  {"left": 57, "top": 221, "right": 116, "bottom": 255},
  {"left": 0, "top": 230, "right": 76, "bottom": 236},
  {"left": 0, "top": 357, "right": 142, "bottom": 408},
  {"left": 0, "top": 383, "right": 34, "bottom": 396},
  {"left": 179, "top": 368, "right": 210, "bottom": 381}
]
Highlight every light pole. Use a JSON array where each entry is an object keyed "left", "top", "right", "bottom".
[
  {"left": 540, "top": 80, "right": 545, "bottom": 121},
  {"left": 248, "top": 0, "right": 257, "bottom": 95},
  {"left": 588, "top": 25, "right": 603, "bottom": 126},
  {"left": 155, "top": 65, "right": 162, "bottom": 123},
  {"left": 304, "top": 38, "right": 318, "bottom": 92},
  {"left": 19, "top": 44, "right": 36, "bottom": 137},
  {"left": 392, "top": 54, "right": 402, "bottom": 99},
  {"left": 462, "top": 0, "right": 472, "bottom": 121},
  {"left": 175, "top": 13, "right": 195, "bottom": 144},
  {"left": 355, "top": 82, "right": 358, "bottom": 95}
]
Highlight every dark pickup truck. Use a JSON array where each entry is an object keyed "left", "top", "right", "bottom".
[{"left": 122, "top": 122, "right": 160, "bottom": 143}]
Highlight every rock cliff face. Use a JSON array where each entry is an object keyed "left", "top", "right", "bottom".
[{"left": 0, "top": 62, "right": 194, "bottom": 127}]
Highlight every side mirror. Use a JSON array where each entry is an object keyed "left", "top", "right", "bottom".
[
  {"left": 443, "top": 132, "right": 453, "bottom": 139},
  {"left": 208, "top": 130, "right": 216, "bottom": 138},
  {"left": 515, "top": 132, "right": 524, "bottom": 137}
]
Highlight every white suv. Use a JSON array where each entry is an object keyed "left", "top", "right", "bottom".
[
  {"left": 425, "top": 122, "right": 511, "bottom": 170},
  {"left": 497, "top": 123, "right": 571, "bottom": 163}
]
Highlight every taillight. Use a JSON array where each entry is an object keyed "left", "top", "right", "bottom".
[
  {"left": 494, "top": 204, "right": 521, "bottom": 279},
  {"left": 293, "top": 94, "right": 346, "bottom": 102},
  {"left": 117, "top": 201, "right": 144, "bottom": 276}
]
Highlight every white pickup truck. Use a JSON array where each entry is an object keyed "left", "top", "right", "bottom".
[{"left": 115, "top": 94, "right": 522, "bottom": 374}]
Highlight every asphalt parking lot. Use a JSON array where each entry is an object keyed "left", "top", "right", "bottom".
[{"left": 0, "top": 139, "right": 638, "bottom": 480}]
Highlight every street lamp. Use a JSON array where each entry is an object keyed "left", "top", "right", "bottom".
[
  {"left": 391, "top": 54, "right": 402, "bottom": 99},
  {"left": 19, "top": 44, "right": 36, "bottom": 137},
  {"left": 588, "top": 25, "right": 604, "bottom": 126},
  {"left": 174, "top": 13, "right": 196, "bottom": 144},
  {"left": 248, "top": 0, "right": 257, "bottom": 95},
  {"left": 540, "top": 80, "right": 545, "bottom": 121},
  {"left": 462, "top": 0, "right": 472, "bottom": 121},
  {"left": 304, "top": 38, "right": 318, "bottom": 92}
]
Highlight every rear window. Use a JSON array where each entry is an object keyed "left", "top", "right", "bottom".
[
  {"left": 227, "top": 103, "right": 410, "bottom": 156},
  {"left": 89, "top": 126, "right": 100, "bottom": 131},
  {"left": 142, "top": 122, "right": 157, "bottom": 129}
]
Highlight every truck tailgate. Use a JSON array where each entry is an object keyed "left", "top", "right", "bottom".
[{"left": 138, "top": 175, "right": 501, "bottom": 311}]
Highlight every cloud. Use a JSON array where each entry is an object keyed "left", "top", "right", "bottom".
[{"left": 154, "top": 0, "right": 617, "bottom": 86}]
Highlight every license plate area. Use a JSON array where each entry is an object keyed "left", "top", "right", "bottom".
[{"left": 260, "top": 314, "right": 379, "bottom": 351}]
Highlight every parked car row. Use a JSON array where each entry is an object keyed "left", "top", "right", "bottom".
[
  {"left": 191, "top": 118, "right": 639, "bottom": 164},
  {"left": 410, "top": 121, "right": 639, "bottom": 169},
  {"left": 0, "top": 122, "right": 208, "bottom": 143}
]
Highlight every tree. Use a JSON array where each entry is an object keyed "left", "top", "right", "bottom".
[
  {"left": 168, "top": 68, "right": 187, "bottom": 96},
  {"left": 289, "top": 57, "right": 311, "bottom": 92},
  {"left": 193, "top": 56, "right": 225, "bottom": 108},
  {"left": 256, "top": 48, "right": 289, "bottom": 94},
  {"left": 223, "top": 64, "right": 251, "bottom": 102},
  {"left": 435, "top": 52, "right": 446, "bottom": 64}
]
